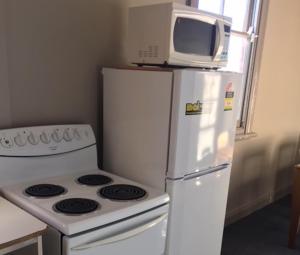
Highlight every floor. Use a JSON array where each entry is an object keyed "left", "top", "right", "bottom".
[{"left": 221, "top": 196, "right": 300, "bottom": 255}]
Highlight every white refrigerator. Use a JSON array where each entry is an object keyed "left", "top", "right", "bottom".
[{"left": 102, "top": 67, "right": 242, "bottom": 255}]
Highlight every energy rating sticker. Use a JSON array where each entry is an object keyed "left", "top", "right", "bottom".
[
  {"left": 224, "top": 82, "right": 234, "bottom": 111},
  {"left": 224, "top": 98, "right": 233, "bottom": 111}
]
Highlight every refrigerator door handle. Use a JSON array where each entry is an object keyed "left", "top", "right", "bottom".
[{"left": 183, "top": 164, "right": 229, "bottom": 181}]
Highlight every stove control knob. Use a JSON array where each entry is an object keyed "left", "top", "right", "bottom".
[
  {"left": 40, "top": 132, "right": 51, "bottom": 144},
  {"left": 14, "top": 134, "right": 26, "bottom": 147},
  {"left": 27, "top": 132, "right": 39, "bottom": 145},
  {"left": 63, "top": 129, "right": 73, "bottom": 142},
  {"left": 73, "top": 128, "right": 81, "bottom": 140},
  {"left": 1, "top": 137, "right": 13, "bottom": 148},
  {"left": 51, "top": 130, "right": 63, "bottom": 143}
]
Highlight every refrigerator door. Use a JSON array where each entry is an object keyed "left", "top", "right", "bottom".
[
  {"left": 168, "top": 69, "right": 242, "bottom": 179},
  {"left": 166, "top": 164, "right": 231, "bottom": 255}
]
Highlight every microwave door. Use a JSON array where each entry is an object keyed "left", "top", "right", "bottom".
[
  {"left": 213, "top": 20, "right": 225, "bottom": 61},
  {"left": 173, "top": 17, "right": 215, "bottom": 57},
  {"left": 170, "top": 15, "right": 222, "bottom": 67}
]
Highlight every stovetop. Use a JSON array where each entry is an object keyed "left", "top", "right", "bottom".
[{"left": 1, "top": 169, "right": 169, "bottom": 235}]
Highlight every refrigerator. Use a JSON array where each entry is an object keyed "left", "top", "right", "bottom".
[{"left": 102, "top": 67, "right": 242, "bottom": 255}]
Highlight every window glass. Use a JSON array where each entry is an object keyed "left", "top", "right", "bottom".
[
  {"left": 198, "top": 0, "right": 252, "bottom": 72},
  {"left": 224, "top": 34, "right": 250, "bottom": 73},
  {"left": 198, "top": 0, "right": 260, "bottom": 129},
  {"left": 224, "top": 34, "right": 251, "bottom": 122},
  {"left": 198, "top": 0, "right": 223, "bottom": 14},
  {"left": 223, "top": 0, "right": 251, "bottom": 31},
  {"left": 224, "top": 33, "right": 251, "bottom": 122}
]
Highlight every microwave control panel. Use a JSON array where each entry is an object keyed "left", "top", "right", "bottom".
[{"left": 221, "top": 25, "right": 231, "bottom": 61}]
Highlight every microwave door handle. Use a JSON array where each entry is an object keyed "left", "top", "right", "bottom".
[
  {"left": 71, "top": 213, "right": 168, "bottom": 251},
  {"left": 213, "top": 20, "right": 225, "bottom": 60}
]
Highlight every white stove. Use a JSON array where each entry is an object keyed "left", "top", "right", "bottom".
[
  {"left": 2, "top": 169, "right": 168, "bottom": 236},
  {"left": 0, "top": 125, "right": 169, "bottom": 255}
]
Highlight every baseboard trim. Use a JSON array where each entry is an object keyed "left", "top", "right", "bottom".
[
  {"left": 225, "top": 186, "right": 291, "bottom": 225},
  {"left": 271, "top": 185, "right": 291, "bottom": 201},
  {"left": 225, "top": 194, "right": 269, "bottom": 226}
]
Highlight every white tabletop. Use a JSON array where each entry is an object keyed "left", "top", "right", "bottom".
[{"left": 0, "top": 197, "right": 47, "bottom": 249}]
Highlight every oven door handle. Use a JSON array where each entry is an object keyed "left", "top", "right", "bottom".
[{"left": 71, "top": 213, "right": 168, "bottom": 251}]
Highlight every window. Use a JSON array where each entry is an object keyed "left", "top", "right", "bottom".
[{"left": 190, "top": 0, "right": 263, "bottom": 135}]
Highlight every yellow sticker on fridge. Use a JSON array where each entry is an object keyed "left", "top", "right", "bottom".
[
  {"left": 224, "top": 98, "right": 233, "bottom": 111},
  {"left": 186, "top": 101, "right": 212, "bottom": 115}
]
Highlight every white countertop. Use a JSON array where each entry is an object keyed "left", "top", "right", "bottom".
[{"left": 0, "top": 197, "right": 47, "bottom": 249}]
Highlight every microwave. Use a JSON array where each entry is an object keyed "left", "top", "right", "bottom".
[{"left": 127, "top": 3, "right": 232, "bottom": 68}]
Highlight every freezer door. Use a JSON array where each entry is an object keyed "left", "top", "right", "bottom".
[
  {"left": 103, "top": 68, "right": 173, "bottom": 190},
  {"left": 166, "top": 165, "right": 231, "bottom": 255},
  {"left": 168, "top": 70, "right": 242, "bottom": 179}
]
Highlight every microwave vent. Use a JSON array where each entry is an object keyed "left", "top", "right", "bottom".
[{"left": 139, "top": 45, "right": 158, "bottom": 58}]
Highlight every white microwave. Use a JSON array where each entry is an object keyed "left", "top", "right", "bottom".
[{"left": 127, "top": 3, "right": 232, "bottom": 69}]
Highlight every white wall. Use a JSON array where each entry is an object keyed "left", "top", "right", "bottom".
[
  {"left": 0, "top": 0, "right": 128, "bottom": 135},
  {"left": 0, "top": 1, "right": 11, "bottom": 127},
  {"left": 226, "top": 0, "right": 300, "bottom": 223},
  {"left": 0, "top": 0, "right": 185, "bottom": 131}
]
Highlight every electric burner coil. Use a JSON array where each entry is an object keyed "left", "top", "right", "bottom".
[
  {"left": 99, "top": 184, "right": 146, "bottom": 201},
  {"left": 77, "top": 174, "right": 112, "bottom": 186},
  {"left": 54, "top": 198, "right": 99, "bottom": 215},
  {"left": 25, "top": 184, "right": 66, "bottom": 197}
]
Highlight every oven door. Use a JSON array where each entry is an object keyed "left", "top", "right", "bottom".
[{"left": 63, "top": 205, "right": 168, "bottom": 255}]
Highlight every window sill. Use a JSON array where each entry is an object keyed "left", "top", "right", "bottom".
[{"left": 235, "top": 131, "right": 258, "bottom": 141}]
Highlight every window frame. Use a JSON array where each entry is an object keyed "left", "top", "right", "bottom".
[
  {"left": 188, "top": 0, "right": 268, "bottom": 137},
  {"left": 236, "top": 0, "right": 262, "bottom": 135}
]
